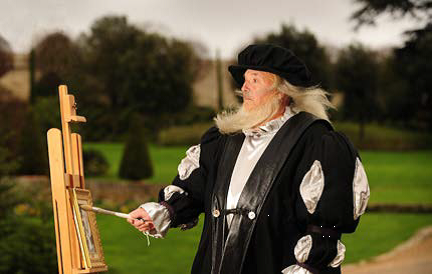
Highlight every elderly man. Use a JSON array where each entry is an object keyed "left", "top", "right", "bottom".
[{"left": 128, "top": 44, "right": 370, "bottom": 274}]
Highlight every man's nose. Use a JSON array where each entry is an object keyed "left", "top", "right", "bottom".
[{"left": 241, "top": 81, "right": 249, "bottom": 92}]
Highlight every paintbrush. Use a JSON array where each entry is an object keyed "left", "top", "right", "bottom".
[{"left": 80, "top": 204, "right": 149, "bottom": 222}]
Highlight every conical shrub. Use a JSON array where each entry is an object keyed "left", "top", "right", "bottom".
[
  {"left": 17, "top": 108, "right": 48, "bottom": 175},
  {"left": 118, "top": 115, "right": 153, "bottom": 180}
]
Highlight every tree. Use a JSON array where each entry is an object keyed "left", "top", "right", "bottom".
[
  {"left": 30, "top": 32, "right": 83, "bottom": 103},
  {"left": 31, "top": 71, "right": 63, "bottom": 102},
  {"left": 0, "top": 34, "right": 13, "bottom": 78},
  {"left": 351, "top": 0, "right": 432, "bottom": 130},
  {"left": 334, "top": 43, "right": 380, "bottom": 140},
  {"left": 351, "top": 0, "right": 431, "bottom": 31},
  {"left": 29, "top": 48, "right": 36, "bottom": 102},
  {"left": 79, "top": 16, "right": 141, "bottom": 112},
  {"left": 35, "top": 72, "right": 62, "bottom": 95},
  {"left": 119, "top": 115, "right": 153, "bottom": 180},
  {"left": 393, "top": 25, "right": 432, "bottom": 129},
  {"left": 374, "top": 53, "right": 409, "bottom": 124},
  {"left": 0, "top": 98, "right": 28, "bottom": 173},
  {"left": 119, "top": 33, "right": 197, "bottom": 117},
  {"left": 16, "top": 108, "right": 48, "bottom": 175},
  {"left": 254, "top": 24, "right": 333, "bottom": 89},
  {"left": 77, "top": 15, "right": 200, "bottom": 139},
  {"left": 32, "top": 96, "right": 61, "bottom": 132},
  {"left": 216, "top": 49, "right": 224, "bottom": 110},
  {"left": 34, "top": 31, "right": 81, "bottom": 79}
]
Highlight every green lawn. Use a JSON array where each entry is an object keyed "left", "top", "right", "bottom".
[
  {"left": 98, "top": 214, "right": 202, "bottom": 273},
  {"left": 85, "top": 142, "right": 432, "bottom": 272},
  {"left": 84, "top": 143, "right": 189, "bottom": 184},
  {"left": 85, "top": 142, "right": 432, "bottom": 205},
  {"left": 361, "top": 150, "right": 432, "bottom": 205},
  {"left": 97, "top": 213, "right": 432, "bottom": 273},
  {"left": 343, "top": 213, "right": 432, "bottom": 263}
]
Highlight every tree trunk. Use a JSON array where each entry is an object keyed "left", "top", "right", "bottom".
[{"left": 216, "top": 49, "right": 224, "bottom": 111}]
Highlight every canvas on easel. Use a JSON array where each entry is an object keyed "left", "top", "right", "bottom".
[
  {"left": 47, "top": 85, "right": 108, "bottom": 274},
  {"left": 72, "top": 188, "right": 106, "bottom": 269}
]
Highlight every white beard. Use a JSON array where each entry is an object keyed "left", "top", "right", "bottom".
[{"left": 214, "top": 94, "right": 283, "bottom": 134}]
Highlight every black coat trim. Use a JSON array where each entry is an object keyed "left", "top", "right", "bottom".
[
  {"left": 211, "top": 132, "right": 244, "bottom": 272},
  {"left": 211, "top": 112, "right": 331, "bottom": 274}
]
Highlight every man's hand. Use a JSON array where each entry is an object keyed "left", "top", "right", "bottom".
[{"left": 127, "top": 207, "right": 155, "bottom": 232}]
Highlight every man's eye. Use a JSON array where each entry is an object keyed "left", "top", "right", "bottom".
[{"left": 253, "top": 79, "right": 257, "bottom": 83}]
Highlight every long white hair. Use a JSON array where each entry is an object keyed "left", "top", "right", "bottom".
[{"left": 274, "top": 76, "right": 334, "bottom": 121}]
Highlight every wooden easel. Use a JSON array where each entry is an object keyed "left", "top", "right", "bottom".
[{"left": 47, "top": 85, "right": 108, "bottom": 274}]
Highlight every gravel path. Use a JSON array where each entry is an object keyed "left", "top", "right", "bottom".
[{"left": 342, "top": 226, "right": 432, "bottom": 274}]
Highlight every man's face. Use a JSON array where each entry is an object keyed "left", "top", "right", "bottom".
[{"left": 241, "top": 69, "right": 277, "bottom": 111}]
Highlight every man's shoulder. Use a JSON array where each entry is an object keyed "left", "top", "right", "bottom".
[
  {"left": 200, "top": 126, "right": 224, "bottom": 145},
  {"left": 298, "top": 119, "right": 333, "bottom": 145},
  {"left": 298, "top": 118, "right": 358, "bottom": 157},
  {"left": 291, "top": 111, "right": 332, "bottom": 134}
]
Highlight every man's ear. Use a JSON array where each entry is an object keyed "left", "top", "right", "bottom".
[{"left": 282, "top": 95, "right": 293, "bottom": 107}]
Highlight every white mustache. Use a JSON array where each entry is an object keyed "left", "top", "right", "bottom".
[{"left": 214, "top": 93, "right": 281, "bottom": 134}]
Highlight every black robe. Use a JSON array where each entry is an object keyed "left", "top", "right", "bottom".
[{"left": 159, "top": 112, "right": 364, "bottom": 274}]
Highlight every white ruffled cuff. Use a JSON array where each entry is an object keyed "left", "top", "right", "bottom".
[{"left": 140, "top": 202, "right": 171, "bottom": 238}]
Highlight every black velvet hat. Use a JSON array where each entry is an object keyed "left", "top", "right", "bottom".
[{"left": 228, "top": 44, "right": 312, "bottom": 88}]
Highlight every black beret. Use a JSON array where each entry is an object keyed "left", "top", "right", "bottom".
[{"left": 228, "top": 44, "right": 312, "bottom": 88}]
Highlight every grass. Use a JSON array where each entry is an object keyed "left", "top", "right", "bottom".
[
  {"left": 85, "top": 142, "right": 432, "bottom": 205},
  {"left": 84, "top": 143, "right": 189, "bottom": 184},
  {"left": 85, "top": 140, "right": 432, "bottom": 272},
  {"left": 343, "top": 213, "right": 432, "bottom": 263},
  {"left": 361, "top": 150, "right": 432, "bottom": 205},
  {"left": 97, "top": 214, "right": 202, "bottom": 273},
  {"left": 96, "top": 213, "right": 432, "bottom": 273}
]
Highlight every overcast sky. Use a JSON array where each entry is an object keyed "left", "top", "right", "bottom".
[{"left": 1, "top": 0, "right": 417, "bottom": 59}]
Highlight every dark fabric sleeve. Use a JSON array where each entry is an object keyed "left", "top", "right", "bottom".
[
  {"left": 158, "top": 126, "right": 223, "bottom": 228},
  {"left": 286, "top": 130, "right": 369, "bottom": 273}
]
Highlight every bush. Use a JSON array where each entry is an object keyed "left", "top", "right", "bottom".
[
  {"left": 0, "top": 180, "right": 18, "bottom": 219},
  {"left": 16, "top": 108, "right": 49, "bottom": 175},
  {"left": 31, "top": 71, "right": 63, "bottom": 101},
  {"left": 0, "top": 97, "right": 27, "bottom": 171},
  {"left": 32, "top": 96, "right": 61, "bottom": 132},
  {"left": 334, "top": 121, "right": 432, "bottom": 150},
  {"left": 0, "top": 144, "right": 18, "bottom": 177},
  {"left": 118, "top": 116, "right": 153, "bottom": 180},
  {"left": 0, "top": 218, "right": 57, "bottom": 273},
  {"left": 166, "top": 106, "right": 216, "bottom": 126},
  {"left": 0, "top": 179, "right": 57, "bottom": 273},
  {"left": 83, "top": 149, "right": 110, "bottom": 177}
]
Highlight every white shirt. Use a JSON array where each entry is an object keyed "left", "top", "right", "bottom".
[{"left": 226, "top": 106, "right": 295, "bottom": 226}]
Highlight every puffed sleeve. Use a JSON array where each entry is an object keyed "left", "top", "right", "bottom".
[
  {"left": 140, "top": 127, "right": 223, "bottom": 238},
  {"left": 282, "top": 130, "right": 370, "bottom": 274}
]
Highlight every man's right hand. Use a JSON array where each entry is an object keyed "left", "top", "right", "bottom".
[{"left": 127, "top": 207, "right": 155, "bottom": 232}]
